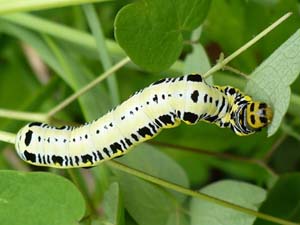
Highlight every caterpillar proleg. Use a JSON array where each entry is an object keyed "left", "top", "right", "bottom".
[{"left": 15, "top": 74, "right": 273, "bottom": 168}]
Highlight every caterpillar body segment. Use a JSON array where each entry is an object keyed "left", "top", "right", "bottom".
[{"left": 15, "top": 74, "right": 273, "bottom": 168}]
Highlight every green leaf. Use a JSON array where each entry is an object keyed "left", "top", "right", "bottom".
[
  {"left": 254, "top": 173, "right": 300, "bottom": 225},
  {"left": 102, "top": 182, "right": 124, "bottom": 225},
  {"left": 112, "top": 144, "right": 189, "bottom": 225},
  {"left": 190, "top": 180, "right": 266, "bottom": 225},
  {"left": 0, "top": 171, "right": 85, "bottom": 225},
  {"left": 166, "top": 211, "right": 189, "bottom": 225},
  {"left": 114, "top": 0, "right": 211, "bottom": 72},
  {"left": 246, "top": 29, "right": 300, "bottom": 136},
  {"left": 184, "top": 43, "right": 213, "bottom": 84},
  {"left": 184, "top": 43, "right": 211, "bottom": 75}
]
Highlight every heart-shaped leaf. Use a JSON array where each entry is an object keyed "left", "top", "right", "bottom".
[
  {"left": 114, "top": 0, "right": 211, "bottom": 71},
  {"left": 0, "top": 171, "right": 85, "bottom": 225}
]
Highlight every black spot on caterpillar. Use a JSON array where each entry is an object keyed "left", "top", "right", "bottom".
[
  {"left": 24, "top": 130, "right": 33, "bottom": 146},
  {"left": 191, "top": 90, "right": 199, "bottom": 103},
  {"left": 15, "top": 74, "right": 273, "bottom": 168}
]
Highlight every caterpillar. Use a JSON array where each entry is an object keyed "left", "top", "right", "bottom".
[{"left": 15, "top": 74, "right": 273, "bottom": 168}]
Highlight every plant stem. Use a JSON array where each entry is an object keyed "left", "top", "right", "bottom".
[
  {"left": 0, "top": 108, "right": 47, "bottom": 122},
  {"left": 0, "top": 0, "right": 111, "bottom": 15},
  {"left": 222, "top": 65, "right": 250, "bottom": 80},
  {"left": 263, "top": 134, "right": 288, "bottom": 162},
  {"left": 150, "top": 140, "right": 277, "bottom": 176},
  {"left": 107, "top": 160, "right": 297, "bottom": 225},
  {"left": 0, "top": 131, "right": 16, "bottom": 144},
  {"left": 47, "top": 57, "right": 130, "bottom": 117},
  {"left": 203, "top": 12, "right": 292, "bottom": 78}
]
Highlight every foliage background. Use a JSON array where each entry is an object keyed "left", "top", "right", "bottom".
[{"left": 0, "top": 0, "right": 299, "bottom": 225}]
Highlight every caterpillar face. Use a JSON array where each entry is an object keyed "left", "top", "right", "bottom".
[
  {"left": 246, "top": 102, "right": 273, "bottom": 130},
  {"left": 231, "top": 101, "right": 273, "bottom": 136},
  {"left": 15, "top": 74, "right": 273, "bottom": 168},
  {"left": 216, "top": 86, "right": 273, "bottom": 136}
]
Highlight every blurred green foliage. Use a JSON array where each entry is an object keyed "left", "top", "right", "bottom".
[{"left": 0, "top": 0, "right": 299, "bottom": 225}]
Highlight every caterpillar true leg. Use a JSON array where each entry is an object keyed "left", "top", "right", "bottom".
[{"left": 15, "top": 74, "right": 272, "bottom": 168}]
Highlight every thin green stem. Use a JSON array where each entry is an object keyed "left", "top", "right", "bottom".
[
  {"left": 255, "top": 161, "right": 278, "bottom": 178},
  {"left": 107, "top": 160, "right": 297, "bottom": 225},
  {"left": 0, "top": 131, "right": 16, "bottom": 144},
  {"left": 83, "top": 4, "right": 120, "bottom": 105},
  {"left": 222, "top": 65, "right": 250, "bottom": 80},
  {"left": 151, "top": 140, "right": 254, "bottom": 162},
  {"left": 150, "top": 140, "right": 277, "bottom": 177},
  {"left": 0, "top": 108, "right": 47, "bottom": 122},
  {"left": 203, "top": 12, "right": 292, "bottom": 78},
  {"left": 0, "top": 0, "right": 111, "bottom": 15},
  {"left": 47, "top": 57, "right": 130, "bottom": 117},
  {"left": 263, "top": 134, "right": 288, "bottom": 162}
]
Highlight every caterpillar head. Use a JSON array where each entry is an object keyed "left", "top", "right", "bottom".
[
  {"left": 232, "top": 100, "right": 273, "bottom": 136},
  {"left": 245, "top": 102, "right": 273, "bottom": 130},
  {"left": 217, "top": 86, "right": 272, "bottom": 136}
]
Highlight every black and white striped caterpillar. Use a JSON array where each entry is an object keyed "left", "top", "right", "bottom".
[{"left": 15, "top": 74, "right": 273, "bottom": 168}]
